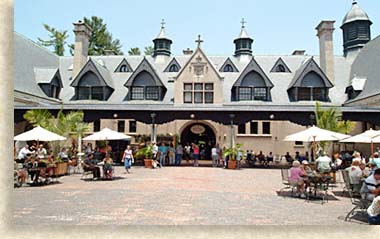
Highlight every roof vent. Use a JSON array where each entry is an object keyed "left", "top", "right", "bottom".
[
  {"left": 292, "top": 50, "right": 306, "bottom": 55},
  {"left": 183, "top": 48, "right": 193, "bottom": 55}
]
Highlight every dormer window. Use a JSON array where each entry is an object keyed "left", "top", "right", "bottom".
[
  {"left": 219, "top": 58, "right": 239, "bottom": 73},
  {"left": 114, "top": 58, "right": 133, "bottom": 72},
  {"left": 120, "top": 65, "right": 128, "bottom": 72},
  {"left": 169, "top": 64, "right": 179, "bottom": 72},
  {"left": 164, "top": 58, "right": 181, "bottom": 72},
  {"left": 224, "top": 64, "right": 234, "bottom": 72},
  {"left": 35, "top": 68, "right": 63, "bottom": 99},
  {"left": 276, "top": 65, "right": 285, "bottom": 72},
  {"left": 270, "top": 58, "right": 291, "bottom": 73}
]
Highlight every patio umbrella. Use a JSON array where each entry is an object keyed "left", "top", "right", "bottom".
[
  {"left": 340, "top": 129, "right": 380, "bottom": 158},
  {"left": 284, "top": 126, "right": 350, "bottom": 159},
  {"left": 14, "top": 126, "right": 66, "bottom": 142},
  {"left": 83, "top": 128, "right": 131, "bottom": 152}
]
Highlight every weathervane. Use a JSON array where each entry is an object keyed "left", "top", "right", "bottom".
[
  {"left": 241, "top": 18, "right": 246, "bottom": 28},
  {"left": 161, "top": 19, "right": 165, "bottom": 29}
]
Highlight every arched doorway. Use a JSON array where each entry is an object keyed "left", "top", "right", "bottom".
[{"left": 180, "top": 122, "right": 216, "bottom": 160}]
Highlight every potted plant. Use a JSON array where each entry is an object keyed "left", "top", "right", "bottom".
[
  {"left": 135, "top": 144, "right": 153, "bottom": 168},
  {"left": 223, "top": 143, "right": 244, "bottom": 169}
]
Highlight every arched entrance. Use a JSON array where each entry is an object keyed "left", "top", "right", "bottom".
[{"left": 180, "top": 122, "right": 216, "bottom": 160}]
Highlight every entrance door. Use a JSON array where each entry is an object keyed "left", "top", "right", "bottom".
[{"left": 180, "top": 123, "right": 216, "bottom": 160}]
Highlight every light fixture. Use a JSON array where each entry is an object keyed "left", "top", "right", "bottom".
[
  {"left": 113, "top": 113, "right": 118, "bottom": 118},
  {"left": 269, "top": 114, "right": 275, "bottom": 120},
  {"left": 190, "top": 114, "right": 195, "bottom": 119}
]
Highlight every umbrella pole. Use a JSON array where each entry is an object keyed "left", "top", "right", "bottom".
[
  {"left": 371, "top": 141, "right": 374, "bottom": 160},
  {"left": 313, "top": 136, "right": 316, "bottom": 162}
]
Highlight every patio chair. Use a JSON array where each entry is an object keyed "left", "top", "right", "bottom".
[
  {"left": 280, "top": 168, "right": 296, "bottom": 197},
  {"left": 81, "top": 162, "right": 93, "bottom": 180},
  {"left": 341, "top": 170, "right": 370, "bottom": 221}
]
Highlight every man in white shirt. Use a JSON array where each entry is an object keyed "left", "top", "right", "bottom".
[
  {"left": 367, "top": 195, "right": 380, "bottom": 224},
  {"left": 315, "top": 152, "right": 332, "bottom": 173},
  {"left": 18, "top": 145, "right": 32, "bottom": 161},
  {"left": 152, "top": 142, "right": 158, "bottom": 160},
  {"left": 211, "top": 145, "right": 218, "bottom": 167},
  {"left": 361, "top": 168, "right": 380, "bottom": 201}
]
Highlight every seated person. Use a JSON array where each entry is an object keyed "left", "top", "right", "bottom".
[
  {"left": 300, "top": 160, "right": 313, "bottom": 189},
  {"left": 369, "top": 152, "right": 380, "bottom": 168},
  {"left": 257, "top": 151, "right": 266, "bottom": 165},
  {"left": 315, "top": 152, "right": 332, "bottom": 173},
  {"left": 152, "top": 158, "right": 162, "bottom": 169},
  {"left": 367, "top": 195, "right": 380, "bottom": 225},
  {"left": 345, "top": 160, "right": 363, "bottom": 193},
  {"left": 289, "top": 161, "right": 306, "bottom": 198},
  {"left": 266, "top": 152, "right": 274, "bottom": 164},
  {"left": 360, "top": 162, "right": 371, "bottom": 178},
  {"left": 284, "top": 152, "right": 293, "bottom": 164},
  {"left": 361, "top": 168, "right": 380, "bottom": 201},
  {"left": 102, "top": 153, "right": 114, "bottom": 178},
  {"left": 83, "top": 153, "right": 101, "bottom": 179}
]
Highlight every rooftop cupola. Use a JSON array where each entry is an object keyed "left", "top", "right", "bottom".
[
  {"left": 153, "top": 19, "right": 172, "bottom": 57},
  {"left": 340, "top": 1, "right": 372, "bottom": 57},
  {"left": 234, "top": 18, "right": 254, "bottom": 57}
]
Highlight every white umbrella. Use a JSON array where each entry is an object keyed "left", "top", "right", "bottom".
[
  {"left": 14, "top": 126, "right": 66, "bottom": 141},
  {"left": 284, "top": 125, "right": 350, "bottom": 160},
  {"left": 83, "top": 127, "right": 131, "bottom": 141},
  {"left": 340, "top": 129, "right": 380, "bottom": 157}
]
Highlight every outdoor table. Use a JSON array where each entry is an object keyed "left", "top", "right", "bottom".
[{"left": 305, "top": 173, "right": 332, "bottom": 202}]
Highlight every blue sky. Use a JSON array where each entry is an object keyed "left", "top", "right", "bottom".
[{"left": 15, "top": 0, "right": 380, "bottom": 56}]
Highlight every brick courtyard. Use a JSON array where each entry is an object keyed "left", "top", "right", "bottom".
[{"left": 12, "top": 166, "right": 367, "bottom": 225}]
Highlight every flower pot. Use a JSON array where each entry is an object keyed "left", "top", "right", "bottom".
[
  {"left": 144, "top": 159, "right": 153, "bottom": 168},
  {"left": 54, "top": 162, "right": 68, "bottom": 176},
  {"left": 227, "top": 160, "right": 237, "bottom": 169}
]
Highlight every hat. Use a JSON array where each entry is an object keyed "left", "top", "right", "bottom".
[{"left": 302, "top": 160, "right": 309, "bottom": 165}]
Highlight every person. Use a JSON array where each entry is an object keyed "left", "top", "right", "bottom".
[
  {"left": 300, "top": 160, "right": 313, "bottom": 189},
  {"left": 295, "top": 151, "right": 301, "bottom": 163},
  {"left": 361, "top": 168, "right": 380, "bottom": 201},
  {"left": 222, "top": 146, "right": 227, "bottom": 168},
  {"left": 102, "top": 153, "right": 114, "bottom": 179},
  {"left": 83, "top": 153, "right": 101, "bottom": 179},
  {"left": 192, "top": 143, "right": 200, "bottom": 167},
  {"left": 211, "top": 145, "right": 218, "bottom": 167},
  {"left": 360, "top": 162, "right": 371, "bottom": 178},
  {"left": 246, "top": 150, "right": 253, "bottom": 166},
  {"left": 289, "top": 161, "right": 306, "bottom": 198},
  {"left": 236, "top": 149, "right": 243, "bottom": 169},
  {"left": 370, "top": 152, "right": 380, "bottom": 168},
  {"left": 25, "top": 156, "right": 40, "bottom": 184},
  {"left": 122, "top": 145, "right": 134, "bottom": 174},
  {"left": 257, "top": 151, "right": 266, "bottom": 166},
  {"left": 168, "top": 143, "right": 175, "bottom": 165},
  {"left": 333, "top": 153, "right": 343, "bottom": 170},
  {"left": 215, "top": 144, "right": 221, "bottom": 167},
  {"left": 158, "top": 142, "right": 168, "bottom": 167},
  {"left": 17, "top": 145, "right": 32, "bottom": 162},
  {"left": 345, "top": 160, "right": 363, "bottom": 193},
  {"left": 184, "top": 143, "right": 191, "bottom": 164},
  {"left": 36, "top": 144, "right": 47, "bottom": 159},
  {"left": 285, "top": 152, "right": 293, "bottom": 164},
  {"left": 367, "top": 195, "right": 380, "bottom": 225},
  {"left": 45, "top": 155, "right": 57, "bottom": 180},
  {"left": 315, "top": 151, "right": 332, "bottom": 173},
  {"left": 152, "top": 142, "right": 158, "bottom": 160},
  {"left": 266, "top": 152, "right": 274, "bottom": 165},
  {"left": 352, "top": 151, "right": 362, "bottom": 164},
  {"left": 85, "top": 143, "right": 93, "bottom": 156},
  {"left": 175, "top": 143, "right": 183, "bottom": 166},
  {"left": 59, "top": 147, "right": 69, "bottom": 162}
]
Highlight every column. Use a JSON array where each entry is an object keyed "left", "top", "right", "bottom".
[
  {"left": 229, "top": 114, "right": 235, "bottom": 148},
  {"left": 150, "top": 113, "right": 157, "bottom": 143}
]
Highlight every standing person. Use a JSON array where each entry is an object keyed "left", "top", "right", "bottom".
[
  {"left": 222, "top": 146, "right": 227, "bottom": 168},
  {"left": 236, "top": 149, "right": 243, "bottom": 169},
  {"left": 168, "top": 143, "right": 175, "bottom": 166},
  {"left": 152, "top": 142, "right": 158, "bottom": 160},
  {"left": 215, "top": 144, "right": 221, "bottom": 167},
  {"left": 211, "top": 145, "right": 218, "bottom": 167},
  {"left": 192, "top": 143, "right": 200, "bottom": 167},
  {"left": 122, "top": 145, "right": 134, "bottom": 174},
  {"left": 158, "top": 142, "right": 168, "bottom": 167},
  {"left": 175, "top": 143, "right": 183, "bottom": 166},
  {"left": 184, "top": 143, "right": 191, "bottom": 164}
]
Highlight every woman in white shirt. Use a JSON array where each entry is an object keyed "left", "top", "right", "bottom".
[{"left": 122, "top": 145, "right": 134, "bottom": 174}]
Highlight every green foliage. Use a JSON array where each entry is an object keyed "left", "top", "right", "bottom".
[
  {"left": 223, "top": 143, "right": 244, "bottom": 161},
  {"left": 38, "top": 24, "right": 69, "bottom": 56},
  {"left": 144, "top": 46, "right": 154, "bottom": 56},
  {"left": 69, "top": 16, "right": 123, "bottom": 55},
  {"left": 135, "top": 145, "right": 153, "bottom": 159},
  {"left": 23, "top": 109, "right": 53, "bottom": 128},
  {"left": 128, "top": 47, "right": 141, "bottom": 55}
]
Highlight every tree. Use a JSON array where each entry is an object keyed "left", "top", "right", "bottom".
[
  {"left": 23, "top": 109, "right": 53, "bottom": 128},
  {"left": 69, "top": 16, "right": 123, "bottom": 55},
  {"left": 38, "top": 24, "right": 69, "bottom": 56},
  {"left": 128, "top": 47, "right": 141, "bottom": 55},
  {"left": 144, "top": 46, "right": 154, "bottom": 56}
]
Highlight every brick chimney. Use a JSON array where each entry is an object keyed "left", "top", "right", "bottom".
[
  {"left": 73, "top": 20, "right": 92, "bottom": 78},
  {"left": 316, "top": 20, "right": 335, "bottom": 84}
]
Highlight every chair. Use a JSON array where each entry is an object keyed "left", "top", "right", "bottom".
[
  {"left": 341, "top": 170, "right": 370, "bottom": 221},
  {"left": 81, "top": 162, "right": 93, "bottom": 180},
  {"left": 280, "top": 168, "right": 296, "bottom": 197}
]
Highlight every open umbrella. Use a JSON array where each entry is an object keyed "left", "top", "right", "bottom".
[
  {"left": 83, "top": 128, "right": 131, "bottom": 152},
  {"left": 284, "top": 125, "right": 350, "bottom": 159},
  {"left": 14, "top": 126, "right": 66, "bottom": 142},
  {"left": 340, "top": 129, "right": 380, "bottom": 158}
]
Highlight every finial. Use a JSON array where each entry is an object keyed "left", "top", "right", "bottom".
[
  {"left": 195, "top": 34, "right": 203, "bottom": 47},
  {"left": 161, "top": 19, "right": 166, "bottom": 29},
  {"left": 241, "top": 18, "right": 246, "bottom": 28},
  {"left": 352, "top": 0, "right": 357, "bottom": 5}
]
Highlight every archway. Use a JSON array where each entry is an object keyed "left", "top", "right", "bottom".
[{"left": 180, "top": 122, "right": 216, "bottom": 160}]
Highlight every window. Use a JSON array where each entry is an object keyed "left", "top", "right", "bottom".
[
  {"left": 129, "top": 120, "right": 137, "bottom": 133},
  {"left": 117, "top": 120, "right": 125, "bottom": 133},
  {"left": 169, "top": 65, "right": 179, "bottom": 72},
  {"left": 238, "top": 87, "right": 268, "bottom": 101},
  {"left": 262, "top": 122, "right": 271, "bottom": 134},
  {"left": 93, "top": 120, "right": 100, "bottom": 132},
  {"left": 131, "top": 87, "right": 144, "bottom": 100},
  {"left": 295, "top": 141, "right": 303, "bottom": 146},
  {"left": 51, "top": 85, "right": 59, "bottom": 99},
  {"left": 238, "top": 87, "right": 252, "bottom": 101},
  {"left": 297, "top": 87, "right": 327, "bottom": 101},
  {"left": 276, "top": 65, "right": 286, "bottom": 72},
  {"left": 183, "top": 83, "right": 214, "bottom": 104},
  {"left": 146, "top": 86, "right": 159, "bottom": 100},
  {"left": 250, "top": 122, "right": 258, "bottom": 134},
  {"left": 120, "top": 65, "right": 127, "bottom": 72},
  {"left": 253, "top": 88, "right": 267, "bottom": 100},
  {"left": 238, "top": 123, "right": 246, "bottom": 134},
  {"left": 78, "top": 86, "right": 104, "bottom": 100},
  {"left": 92, "top": 87, "right": 104, "bottom": 100},
  {"left": 224, "top": 64, "right": 234, "bottom": 72}
]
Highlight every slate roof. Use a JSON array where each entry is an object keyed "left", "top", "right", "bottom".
[{"left": 342, "top": 2, "right": 371, "bottom": 26}]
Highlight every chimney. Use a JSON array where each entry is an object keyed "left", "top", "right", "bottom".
[
  {"left": 104, "top": 49, "right": 116, "bottom": 56},
  {"left": 73, "top": 20, "right": 92, "bottom": 78},
  {"left": 316, "top": 20, "right": 335, "bottom": 84},
  {"left": 183, "top": 48, "right": 193, "bottom": 55},
  {"left": 291, "top": 50, "right": 306, "bottom": 56}
]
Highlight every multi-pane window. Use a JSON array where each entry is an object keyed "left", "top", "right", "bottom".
[
  {"left": 238, "top": 123, "right": 246, "bottom": 134},
  {"left": 297, "top": 87, "right": 327, "bottom": 101},
  {"left": 145, "top": 86, "right": 159, "bottom": 100},
  {"left": 117, "top": 120, "right": 125, "bottom": 133},
  {"left": 129, "top": 120, "right": 137, "bottom": 133},
  {"left": 250, "top": 122, "right": 258, "bottom": 134},
  {"left": 130, "top": 86, "right": 159, "bottom": 100},
  {"left": 78, "top": 86, "right": 104, "bottom": 100},
  {"left": 238, "top": 87, "right": 268, "bottom": 101},
  {"left": 183, "top": 83, "right": 214, "bottom": 104},
  {"left": 131, "top": 87, "right": 144, "bottom": 100},
  {"left": 262, "top": 122, "right": 271, "bottom": 135}
]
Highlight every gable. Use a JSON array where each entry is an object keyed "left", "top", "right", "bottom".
[
  {"left": 124, "top": 57, "right": 165, "bottom": 87},
  {"left": 219, "top": 57, "right": 239, "bottom": 72},
  {"left": 233, "top": 57, "right": 273, "bottom": 88},
  {"left": 270, "top": 57, "right": 291, "bottom": 73},
  {"left": 163, "top": 58, "right": 181, "bottom": 72},
  {"left": 114, "top": 58, "right": 133, "bottom": 72}
]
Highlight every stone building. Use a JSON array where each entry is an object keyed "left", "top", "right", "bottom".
[{"left": 14, "top": 1, "right": 380, "bottom": 160}]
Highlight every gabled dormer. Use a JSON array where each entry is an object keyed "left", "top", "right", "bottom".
[
  {"left": 163, "top": 58, "right": 181, "bottom": 72},
  {"left": 35, "top": 68, "right": 63, "bottom": 99},
  {"left": 114, "top": 58, "right": 133, "bottom": 73},
  {"left": 270, "top": 57, "right": 291, "bottom": 73},
  {"left": 345, "top": 75, "right": 366, "bottom": 100},
  {"left": 219, "top": 57, "right": 239, "bottom": 73},
  {"left": 231, "top": 57, "right": 273, "bottom": 101},
  {"left": 124, "top": 57, "right": 166, "bottom": 101},
  {"left": 70, "top": 58, "right": 114, "bottom": 101},
  {"left": 287, "top": 57, "right": 333, "bottom": 102}
]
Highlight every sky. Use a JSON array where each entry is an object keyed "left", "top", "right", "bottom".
[{"left": 14, "top": 0, "right": 380, "bottom": 56}]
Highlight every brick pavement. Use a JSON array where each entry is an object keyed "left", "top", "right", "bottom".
[{"left": 12, "top": 166, "right": 366, "bottom": 225}]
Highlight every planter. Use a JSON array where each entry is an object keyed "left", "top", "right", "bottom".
[
  {"left": 227, "top": 160, "right": 237, "bottom": 169},
  {"left": 144, "top": 159, "right": 153, "bottom": 168},
  {"left": 54, "top": 162, "right": 68, "bottom": 176}
]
